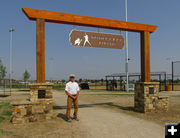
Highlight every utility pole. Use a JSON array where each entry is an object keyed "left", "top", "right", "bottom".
[
  {"left": 172, "top": 61, "right": 174, "bottom": 91},
  {"left": 9, "top": 28, "right": 15, "bottom": 95},
  {"left": 125, "top": 0, "right": 129, "bottom": 92}
]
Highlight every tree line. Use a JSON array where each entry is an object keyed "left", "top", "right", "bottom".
[{"left": 0, "top": 58, "right": 31, "bottom": 83}]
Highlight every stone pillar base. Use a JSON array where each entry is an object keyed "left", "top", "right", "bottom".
[
  {"left": 135, "top": 82, "right": 169, "bottom": 113},
  {"left": 11, "top": 83, "right": 54, "bottom": 124},
  {"left": 29, "top": 83, "right": 53, "bottom": 102}
]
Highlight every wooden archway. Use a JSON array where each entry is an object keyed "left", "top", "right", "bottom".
[{"left": 22, "top": 8, "right": 157, "bottom": 83}]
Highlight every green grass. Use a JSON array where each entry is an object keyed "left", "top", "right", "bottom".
[
  {"left": 54, "top": 88, "right": 133, "bottom": 93},
  {"left": 82, "top": 89, "right": 107, "bottom": 92},
  {"left": 0, "top": 102, "right": 12, "bottom": 123},
  {"left": 53, "top": 85, "right": 65, "bottom": 91},
  {"left": 2, "top": 110, "right": 12, "bottom": 116},
  {"left": 0, "top": 102, "right": 22, "bottom": 138},
  {"left": 81, "top": 89, "right": 131, "bottom": 92},
  {"left": 0, "top": 129, "right": 13, "bottom": 137},
  {"left": 0, "top": 84, "right": 28, "bottom": 89},
  {"left": 0, "top": 129, "right": 13, "bottom": 135},
  {"left": 0, "top": 116, "right": 5, "bottom": 122},
  {"left": 88, "top": 84, "right": 106, "bottom": 87},
  {"left": 0, "top": 129, "right": 22, "bottom": 138},
  {"left": 0, "top": 102, "right": 11, "bottom": 109},
  {"left": 86, "top": 93, "right": 134, "bottom": 96}
]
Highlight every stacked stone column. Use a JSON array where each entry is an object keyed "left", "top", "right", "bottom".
[
  {"left": 11, "top": 83, "right": 53, "bottom": 124},
  {"left": 135, "top": 82, "right": 169, "bottom": 113}
]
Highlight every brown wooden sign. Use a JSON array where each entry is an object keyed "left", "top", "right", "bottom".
[{"left": 69, "top": 30, "right": 124, "bottom": 49}]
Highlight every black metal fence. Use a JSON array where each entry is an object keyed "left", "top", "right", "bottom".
[
  {"left": 172, "top": 61, "right": 180, "bottom": 91},
  {"left": 0, "top": 79, "right": 11, "bottom": 96},
  {"left": 105, "top": 72, "right": 167, "bottom": 91},
  {"left": 0, "top": 79, "right": 28, "bottom": 96}
]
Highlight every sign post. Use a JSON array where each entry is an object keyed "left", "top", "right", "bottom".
[{"left": 70, "top": 30, "right": 124, "bottom": 49}]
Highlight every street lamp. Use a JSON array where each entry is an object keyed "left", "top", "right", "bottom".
[
  {"left": 125, "top": 0, "right": 129, "bottom": 92},
  {"left": 165, "top": 58, "right": 172, "bottom": 80},
  {"left": 9, "top": 27, "right": 15, "bottom": 95}
]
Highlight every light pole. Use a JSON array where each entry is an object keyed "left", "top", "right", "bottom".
[
  {"left": 0, "top": 57, "right": 5, "bottom": 95},
  {"left": 125, "top": 0, "right": 129, "bottom": 92},
  {"left": 9, "top": 28, "right": 15, "bottom": 95},
  {"left": 166, "top": 58, "right": 171, "bottom": 74},
  {"left": 165, "top": 58, "right": 172, "bottom": 81}
]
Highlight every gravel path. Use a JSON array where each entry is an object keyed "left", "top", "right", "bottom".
[{"left": 53, "top": 91, "right": 164, "bottom": 138}]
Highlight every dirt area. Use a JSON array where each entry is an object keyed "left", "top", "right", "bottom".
[
  {"left": 79, "top": 90, "right": 180, "bottom": 126},
  {"left": 173, "top": 85, "right": 180, "bottom": 91},
  {"left": 0, "top": 89, "right": 179, "bottom": 138},
  {"left": 0, "top": 90, "right": 86, "bottom": 138}
]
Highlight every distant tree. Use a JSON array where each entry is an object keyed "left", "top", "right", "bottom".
[
  {"left": 174, "top": 79, "right": 180, "bottom": 83},
  {"left": 79, "top": 78, "right": 82, "bottom": 83},
  {"left": 91, "top": 80, "right": 95, "bottom": 83},
  {"left": 23, "top": 70, "right": 30, "bottom": 83},
  {"left": 84, "top": 79, "right": 88, "bottom": 83},
  {"left": 0, "top": 59, "right": 7, "bottom": 80},
  {"left": 101, "top": 78, "right": 104, "bottom": 85}
]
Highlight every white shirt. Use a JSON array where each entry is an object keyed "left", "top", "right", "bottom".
[{"left": 65, "top": 81, "right": 80, "bottom": 95}]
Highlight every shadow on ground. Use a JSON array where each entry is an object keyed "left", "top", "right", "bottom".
[
  {"left": 57, "top": 113, "right": 67, "bottom": 121},
  {"left": 0, "top": 94, "right": 10, "bottom": 97},
  {"left": 18, "top": 89, "right": 30, "bottom": 92},
  {"left": 54, "top": 102, "right": 135, "bottom": 112}
]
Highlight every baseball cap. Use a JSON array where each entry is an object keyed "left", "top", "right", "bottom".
[{"left": 69, "top": 74, "right": 75, "bottom": 78}]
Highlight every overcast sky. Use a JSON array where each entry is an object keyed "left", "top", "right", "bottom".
[{"left": 0, "top": 0, "right": 180, "bottom": 80}]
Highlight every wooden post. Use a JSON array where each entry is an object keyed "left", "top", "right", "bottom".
[
  {"left": 140, "top": 31, "right": 150, "bottom": 82},
  {"left": 36, "top": 19, "right": 45, "bottom": 83}
]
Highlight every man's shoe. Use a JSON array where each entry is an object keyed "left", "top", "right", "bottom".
[
  {"left": 73, "top": 118, "right": 79, "bottom": 121},
  {"left": 66, "top": 118, "right": 72, "bottom": 122}
]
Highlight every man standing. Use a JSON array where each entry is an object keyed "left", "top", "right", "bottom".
[{"left": 65, "top": 74, "right": 80, "bottom": 122}]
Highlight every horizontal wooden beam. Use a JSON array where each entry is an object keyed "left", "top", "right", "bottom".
[{"left": 22, "top": 8, "right": 157, "bottom": 33}]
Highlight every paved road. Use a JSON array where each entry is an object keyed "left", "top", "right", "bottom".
[{"left": 53, "top": 91, "right": 164, "bottom": 138}]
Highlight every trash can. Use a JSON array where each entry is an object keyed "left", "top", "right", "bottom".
[
  {"left": 80, "top": 83, "right": 89, "bottom": 90},
  {"left": 165, "top": 85, "right": 172, "bottom": 91}
]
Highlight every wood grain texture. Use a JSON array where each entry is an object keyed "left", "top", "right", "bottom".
[
  {"left": 36, "top": 19, "right": 45, "bottom": 83},
  {"left": 22, "top": 8, "right": 157, "bottom": 33},
  {"left": 141, "top": 31, "right": 150, "bottom": 82}
]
